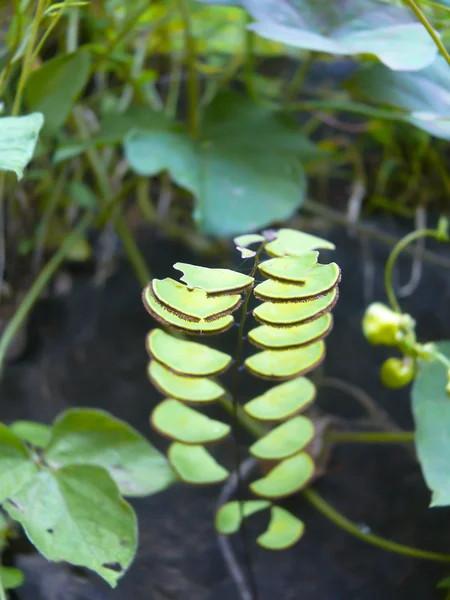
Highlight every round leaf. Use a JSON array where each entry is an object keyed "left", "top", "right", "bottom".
[
  {"left": 168, "top": 443, "right": 229, "bottom": 484},
  {"left": 215, "top": 500, "right": 270, "bottom": 535},
  {"left": 250, "top": 453, "right": 314, "bottom": 498},
  {"left": 150, "top": 278, "right": 242, "bottom": 321},
  {"left": 253, "top": 287, "right": 338, "bottom": 326},
  {"left": 245, "top": 341, "right": 325, "bottom": 380},
  {"left": 148, "top": 361, "right": 225, "bottom": 403},
  {"left": 174, "top": 262, "right": 254, "bottom": 295},
  {"left": 244, "top": 377, "right": 316, "bottom": 421},
  {"left": 254, "top": 263, "right": 340, "bottom": 302},
  {"left": 248, "top": 313, "right": 332, "bottom": 350},
  {"left": 258, "top": 252, "right": 319, "bottom": 282},
  {"left": 143, "top": 287, "right": 234, "bottom": 334},
  {"left": 151, "top": 399, "right": 230, "bottom": 444},
  {"left": 249, "top": 416, "right": 314, "bottom": 460},
  {"left": 45, "top": 409, "right": 175, "bottom": 497},
  {"left": 4, "top": 465, "right": 137, "bottom": 588},
  {"left": 257, "top": 507, "right": 304, "bottom": 550},
  {"left": 265, "top": 229, "right": 335, "bottom": 258},
  {"left": 146, "top": 329, "right": 232, "bottom": 377}
]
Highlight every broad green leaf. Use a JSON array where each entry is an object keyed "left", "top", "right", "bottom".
[
  {"left": 10, "top": 421, "right": 51, "bottom": 447},
  {"left": 151, "top": 399, "right": 230, "bottom": 444},
  {"left": 0, "top": 113, "right": 44, "bottom": 179},
  {"left": 25, "top": 51, "right": 91, "bottom": 133},
  {"left": 146, "top": 329, "right": 232, "bottom": 377},
  {"left": 412, "top": 341, "right": 450, "bottom": 507},
  {"left": 150, "top": 278, "right": 242, "bottom": 321},
  {"left": 254, "top": 287, "right": 338, "bottom": 326},
  {"left": 254, "top": 263, "right": 340, "bottom": 302},
  {"left": 244, "top": 0, "right": 437, "bottom": 71},
  {"left": 249, "top": 313, "right": 332, "bottom": 350},
  {"left": 259, "top": 252, "right": 318, "bottom": 282},
  {"left": 0, "top": 425, "right": 37, "bottom": 503},
  {"left": 265, "top": 229, "right": 335, "bottom": 258},
  {"left": 126, "top": 92, "right": 320, "bottom": 236},
  {"left": 0, "top": 567, "right": 24, "bottom": 590},
  {"left": 256, "top": 507, "right": 304, "bottom": 550},
  {"left": 45, "top": 409, "right": 175, "bottom": 497},
  {"left": 245, "top": 341, "right": 325, "bottom": 380},
  {"left": 350, "top": 57, "right": 450, "bottom": 140},
  {"left": 142, "top": 286, "right": 234, "bottom": 334},
  {"left": 168, "top": 443, "right": 228, "bottom": 484},
  {"left": 249, "top": 416, "right": 314, "bottom": 460},
  {"left": 174, "top": 262, "right": 254, "bottom": 294},
  {"left": 250, "top": 452, "right": 314, "bottom": 498},
  {"left": 148, "top": 361, "right": 225, "bottom": 403},
  {"left": 4, "top": 465, "right": 137, "bottom": 587},
  {"left": 244, "top": 377, "right": 316, "bottom": 421},
  {"left": 215, "top": 500, "right": 270, "bottom": 535}
]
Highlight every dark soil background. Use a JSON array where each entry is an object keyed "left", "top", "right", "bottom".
[{"left": 2, "top": 215, "right": 450, "bottom": 600}]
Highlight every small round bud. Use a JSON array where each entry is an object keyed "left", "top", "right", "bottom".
[
  {"left": 362, "top": 303, "right": 413, "bottom": 347},
  {"left": 380, "top": 357, "right": 416, "bottom": 389}
]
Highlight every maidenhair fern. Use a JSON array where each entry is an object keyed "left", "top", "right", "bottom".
[{"left": 142, "top": 228, "right": 340, "bottom": 550}]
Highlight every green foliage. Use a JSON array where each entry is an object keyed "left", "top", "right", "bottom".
[
  {"left": 0, "top": 566, "right": 24, "bottom": 590},
  {"left": 0, "top": 113, "right": 44, "bottom": 179},
  {"left": 143, "top": 227, "right": 340, "bottom": 549},
  {"left": 1, "top": 409, "right": 175, "bottom": 586},
  {"left": 412, "top": 342, "right": 450, "bottom": 507}
]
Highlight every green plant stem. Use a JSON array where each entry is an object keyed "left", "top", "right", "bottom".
[
  {"left": 0, "top": 571, "right": 6, "bottom": 600},
  {"left": 0, "top": 212, "right": 94, "bottom": 374},
  {"left": 177, "top": 0, "right": 199, "bottom": 138},
  {"left": 302, "top": 487, "right": 450, "bottom": 562},
  {"left": 326, "top": 431, "right": 415, "bottom": 444},
  {"left": 32, "top": 0, "right": 71, "bottom": 62},
  {"left": 403, "top": 0, "right": 450, "bottom": 67},
  {"left": 73, "top": 109, "right": 151, "bottom": 286},
  {"left": 283, "top": 52, "right": 313, "bottom": 106},
  {"left": 385, "top": 228, "right": 448, "bottom": 313}
]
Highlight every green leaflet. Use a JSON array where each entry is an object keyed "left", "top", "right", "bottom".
[
  {"left": 258, "top": 252, "right": 319, "bottom": 282},
  {"left": 0, "top": 566, "right": 24, "bottom": 590},
  {"left": 174, "top": 262, "right": 254, "bottom": 295},
  {"left": 253, "top": 287, "right": 338, "bottom": 326},
  {"left": 168, "top": 443, "right": 228, "bottom": 484},
  {"left": 215, "top": 500, "right": 270, "bottom": 535},
  {"left": 245, "top": 341, "right": 325, "bottom": 380},
  {"left": 0, "top": 113, "right": 44, "bottom": 179},
  {"left": 412, "top": 342, "right": 450, "bottom": 507},
  {"left": 248, "top": 313, "right": 332, "bottom": 350},
  {"left": 148, "top": 361, "right": 225, "bottom": 403},
  {"left": 249, "top": 416, "right": 314, "bottom": 460},
  {"left": 244, "top": 377, "right": 316, "bottom": 421},
  {"left": 4, "top": 465, "right": 137, "bottom": 588},
  {"left": 146, "top": 329, "right": 232, "bottom": 377},
  {"left": 257, "top": 507, "right": 304, "bottom": 550},
  {"left": 150, "top": 278, "right": 242, "bottom": 321},
  {"left": 151, "top": 399, "right": 231, "bottom": 444},
  {"left": 45, "top": 409, "right": 176, "bottom": 497},
  {"left": 10, "top": 421, "right": 51, "bottom": 447},
  {"left": 265, "top": 229, "right": 335, "bottom": 258},
  {"left": 0, "top": 425, "right": 38, "bottom": 504},
  {"left": 250, "top": 453, "right": 315, "bottom": 498}
]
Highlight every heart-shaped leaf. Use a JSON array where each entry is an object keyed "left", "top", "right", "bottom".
[
  {"left": 256, "top": 506, "right": 304, "bottom": 550},
  {"left": 4, "top": 465, "right": 137, "bottom": 587},
  {"left": 245, "top": 341, "right": 325, "bottom": 380},
  {"left": 168, "top": 443, "right": 229, "bottom": 484},
  {"left": 0, "top": 113, "right": 44, "bottom": 179},
  {"left": 254, "top": 263, "right": 340, "bottom": 302},
  {"left": 244, "top": 377, "right": 316, "bottom": 421},
  {"left": 45, "top": 409, "right": 176, "bottom": 497},
  {"left": 250, "top": 452, "right": 314, "bottom": 498},
  {"left": 146, "top": 329, "right": 232, "bottom": 377},
  {"left": 254, "top": 287, "right": 338, "bottom": 327},
  {"left": 249, "top": 313, "right": 333, "bottom": 350},
  {"left": 249, "top": 416, "right": 314, "bottom": 460},
  {"left": 148, "top": 361, "right": 225, "bottom": 403},
  {"left": 151, "top": 399, "right": 231, "bottom": 444},
  {"left": 215, "top": 500, "right": 270, "bottom": 534},
  {"left": 412, "top": 341, "right": 450, "bottom": 507},
  {"left": 244, "top": 0, "right": 437, "bottom": 71},
  {"left": 143, "top": 286, "right": 234, "bottom": 334}
]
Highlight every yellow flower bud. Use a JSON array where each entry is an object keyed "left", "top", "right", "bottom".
[
  {"left": 362, "top": 302, "right": 414, "bottom": 347},
  {"left": 380, "top": 358, "right": 416, "bottom": 389}
]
